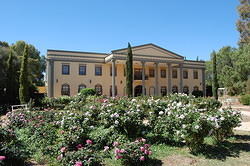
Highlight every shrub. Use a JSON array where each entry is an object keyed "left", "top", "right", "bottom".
[
  {"left": 192, "top": 90, "right": 203, "bottom": 97},
  {"left": 79, "top": 88, "right": 96, "bottom": 96},
  {"left": 58, "top": 139, "right": 103, "bottom": 166},
  {"left": 110, "top": 138, "right": 152, "bottom": 166},
  {"left": 0, "top": 127, "right": 29, "bottom": 166},
  {"left": 240, "top": 94, "right": 250, "bottom": 105},
  {"left": 42, "top": 96, "right": 73, "bottom": 110}
]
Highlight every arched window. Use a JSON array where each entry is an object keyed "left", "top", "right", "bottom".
[
  {"left": 161, "top": 86, "right": 167, "bottom": 96},
  {"left": 183, "top": 86, "right": 189, "bottom": 94},
  {"left": 172, "top": 85, "right": 178, "bottom": 93},
  {"left": 61, "top": 84, "right": 70, "bottom": 96},
  {"left": 109, "top": 85, "right": 118, "bottom": 96},
  {"left": 78, "top": 84, "right": 86, "bottom": 93},
  {"left": 95, "top": 84, "right": 102, "bottom": 96},
  {"left": 193, "top": 86, "right": 199, "bottom": 91}
]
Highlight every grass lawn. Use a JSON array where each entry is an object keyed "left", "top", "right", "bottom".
[{"left": 104, "top": 130, "right": 250, "bottom": 166}]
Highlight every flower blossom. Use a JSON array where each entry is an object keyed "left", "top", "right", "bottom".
[
  {"left": 140, "top": 156, "right": 145, "bottom": 161},
  {"left": 0, "top": 156, "right": 6, "bottom": 160},
  {"left": 74, "top": 161, "right": 83, "bottom": 166},
  {"left": 60, "top": 147, "right": 67, "bottom": 153},
  {"left": 104, "top": 146, "right": 109, "bottom": 151},
  {"left": 113, "top": 142, "right": 119, "bottom": 146},
  {"left": 86, "top": 139, "right": 93, "bottom": 145}
]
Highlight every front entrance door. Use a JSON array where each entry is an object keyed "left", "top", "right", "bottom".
[{"left": 134, "top": 85, "right": 143, "bottom": 97}]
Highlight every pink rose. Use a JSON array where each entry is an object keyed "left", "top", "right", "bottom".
[
  {"left": 115, "top": 155, "right": 122, "bottom": 159},
  {"left": 113, "top": 141, "right": 119, "bottom": 147},
  {"left": 0, "top": 156, "right": 6, "bottom": 160},
  {"left": 114, "top": 148, "right": 120, "bottom": 154},
  {"left": 148, "top": 151, "right": 152, "bottom": 155},
  {"left": 86, "top": 139, "right": 93, "bottom": 145},
  {"left": 144, "top": 150, "right": 149, "bottom": 155},
  {"left": 141, "top": 138, "right": 146, "bottom": 142},
  {"left": 140, "top": 147, "right": 145, "bottom": 152},
  {"left": 74, "top": 161, "right": 83, "bottom": 166},
  {"left": 60, "top": 147, "right": 67, "bottom": 153},
  {"left": 57, "top": 154, "right": 63, "bottom": 160},
  {"left": 144, "top": 144, "right": 151, "bottom": 148},
  {"left": 140, "top": 156, "right": 145, "bottom": 161},
  {"left": 76, "top": 144, "right": 83, "bottom": 150},
  {"left": 120, "top": 149, "right": 125, "bottom": 153}
]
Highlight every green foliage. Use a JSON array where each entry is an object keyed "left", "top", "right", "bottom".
[
  {"left": 111, "top": 138, "right": 152, "bottom": 166},
  {"left": 236, "top": 0, "right": 250, "bottom": 45},
  {"left": 192, "top": 90, "right": 203, "bottom": 97},
  {"left": 42, "top": 96, "right": 73, "bottom": 110},
  {"left": 79, "top": 88, "right": 96, "bottom": 96},
  {"left": 1, "top": 94, "right": 242, "bottom": 164},
  {"left": 19, "top": 45, "right": 29, "bottom": 104},
  {"left": 240, "top": 94, "right": 250, "bottom": 105},
  {"left": 206, "top": 44, "right": 250, "bottom": 96},
  {"left": 212, "top": 51, "right": 219, "bottom": 99},
  {"left": 126, "top": 43, "right": 133, "bottom": 97}
]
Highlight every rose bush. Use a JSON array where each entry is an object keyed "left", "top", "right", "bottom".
[{"left": 1, "top": 93, "right": 242, "bottom": 164}]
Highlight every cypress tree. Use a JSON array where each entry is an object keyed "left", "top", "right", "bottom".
[
  {"left": 19, "top": 45, "right": 29, "bottom": 104},
  {"left": 6, "top": 49, "right": 15, "bottom": 104},
  {"left": 126, "top": 43, "right": 133, "bottom": 97},
  {"left": 212, "top": 51, "right": 219, "bottom": 100}
]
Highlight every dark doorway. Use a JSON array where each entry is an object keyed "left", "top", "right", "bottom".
[{"left": 134, "top": 85, "right": 143, "bottom": 97}]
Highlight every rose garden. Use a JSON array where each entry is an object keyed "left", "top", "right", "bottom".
[{"left": 0, "top": 90, "right": 244, "bottom": 166}]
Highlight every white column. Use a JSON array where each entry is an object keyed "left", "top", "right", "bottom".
[
  {"left": 167, "top": 63, "right": 172, "bottom": 95},
  {"left": 154, "top": 62, "right": 159, "bottom": 96},
  {"left": 142, "top": 61, "right": 145, "bottom": 95},
  {"left": 202, "top": 68, "right": 206, "bottom": 97},
  {"left": 179, "top": 64, "right": 183, "bottom": 93},
  {"left": 112, "top": 59, "right": 116, "bottom": 97}
]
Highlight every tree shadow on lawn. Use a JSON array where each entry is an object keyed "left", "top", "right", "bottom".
[
  {"left": 142, "top": 158, "right": 163, "bottom": 166},
  {"left": 196, "top": 134, "right": 250, "bottom": 161}
]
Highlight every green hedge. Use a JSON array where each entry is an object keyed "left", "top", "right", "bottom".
[{"left": 240, "top": 94, "right": 250, "bottom": 105}]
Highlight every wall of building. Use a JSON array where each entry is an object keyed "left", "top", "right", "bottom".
[{"left": 52, "top": 61, "right": 203, "bottom": 97}]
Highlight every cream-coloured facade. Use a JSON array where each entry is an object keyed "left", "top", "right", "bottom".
[{"left": 46, "top": 43, "right": 205, "bottom": 97}]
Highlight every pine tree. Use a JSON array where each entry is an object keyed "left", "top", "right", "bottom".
[
  {"left": 212, "top": 51, "right": 219, "bottom": 100},
  {"left": 19, "top": 45, "right": 29, "bottom": 104},
  {"left": 6, "top": 49, "right": 16, "bottom": 104},
  {"left": 237, "top": 0, "right": 250, "bottom": 45},
  {"left": 126, "top": 43, "right": 133, "bottom": 97}
]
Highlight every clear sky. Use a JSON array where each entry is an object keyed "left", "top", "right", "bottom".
[{"left": 0, "top": 0, "right": 240, "bottom": 60}]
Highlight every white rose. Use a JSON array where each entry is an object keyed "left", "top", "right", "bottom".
[{"left": 159, "top": 111, "right": 164, "bottom": 115}]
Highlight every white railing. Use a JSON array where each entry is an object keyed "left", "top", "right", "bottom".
[{"left": 11, "top": 104, "right": 28, "bottom": 111}]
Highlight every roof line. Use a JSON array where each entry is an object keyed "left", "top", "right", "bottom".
[
  {"left": 111, "top": 43, "right": 184, "bottom": 59},
  {"left": 47, "top": 49, "right": 109, "bottom": 55}
]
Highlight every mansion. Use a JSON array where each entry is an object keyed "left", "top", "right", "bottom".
[{"left": 46, "top": 43, "right": 205, "bottom": 97}]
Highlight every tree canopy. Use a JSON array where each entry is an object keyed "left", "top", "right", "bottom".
[{"left": 0, "top": 40, "right": 45, "bottom": 105}]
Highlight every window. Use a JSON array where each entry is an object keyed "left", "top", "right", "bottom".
[
  {"left": 134, "top": 68, "right": 142, "bottom": 80},
  {"left": 161, "top": 69, "right": 166, "bottom": 78},
  {"left": 172, "top": 85, "right": 178, "bottom": 93},
  {"left": 95, "top": 84, "right": 102, "bottom": 95},
  {"left": 62, "top": 64, "right": 70, "bottom": 75},
  {"left": 183, "top": 70, "right": 188, "bottom": 79},
  {"left": 79, "top": 65, "right": 86, "bottom": 75},
  {"left": 61, "top": 84, "right": 70, "bottom": 96},
  {"left": 172, "top": 69, "right": 177, "bottom": 78},
  {"left": 149, "top": 69, "right": 155, "bottom": 77},
  {"left": 78, "top": 84, "right": 86, "bottom": 93},
  {"left": 183, "top": 86, "right": 189, "bottom": 94},
  {"left": 110, "top": 65, "right": 117, "bottom": 76},
  {"left": 109, "top": 85, "right": 118, "bottom": 96},
  {"left": 161, "top": 86, "right": 167, "bottom": 96},
  {"left": 193, "top": 70, "right": 198, "bottom": 79},
  {"left": 95, "top": 65, "right": 102, "bottom": 76},
  {"left": 193, "top": 86, "right": 199, "bottom": 91}
]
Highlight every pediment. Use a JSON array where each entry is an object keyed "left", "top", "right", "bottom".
[{"left": 112, "top": 43, "right": 183, "bottom": 59}]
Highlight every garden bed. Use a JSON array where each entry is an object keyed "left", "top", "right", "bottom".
[{"left": 0, "top": 94, "right": 243, "bottom": 166}]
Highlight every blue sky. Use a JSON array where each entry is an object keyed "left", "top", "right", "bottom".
[{"left": 1, "top": 0, "right": 239, "bottom": 60}]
